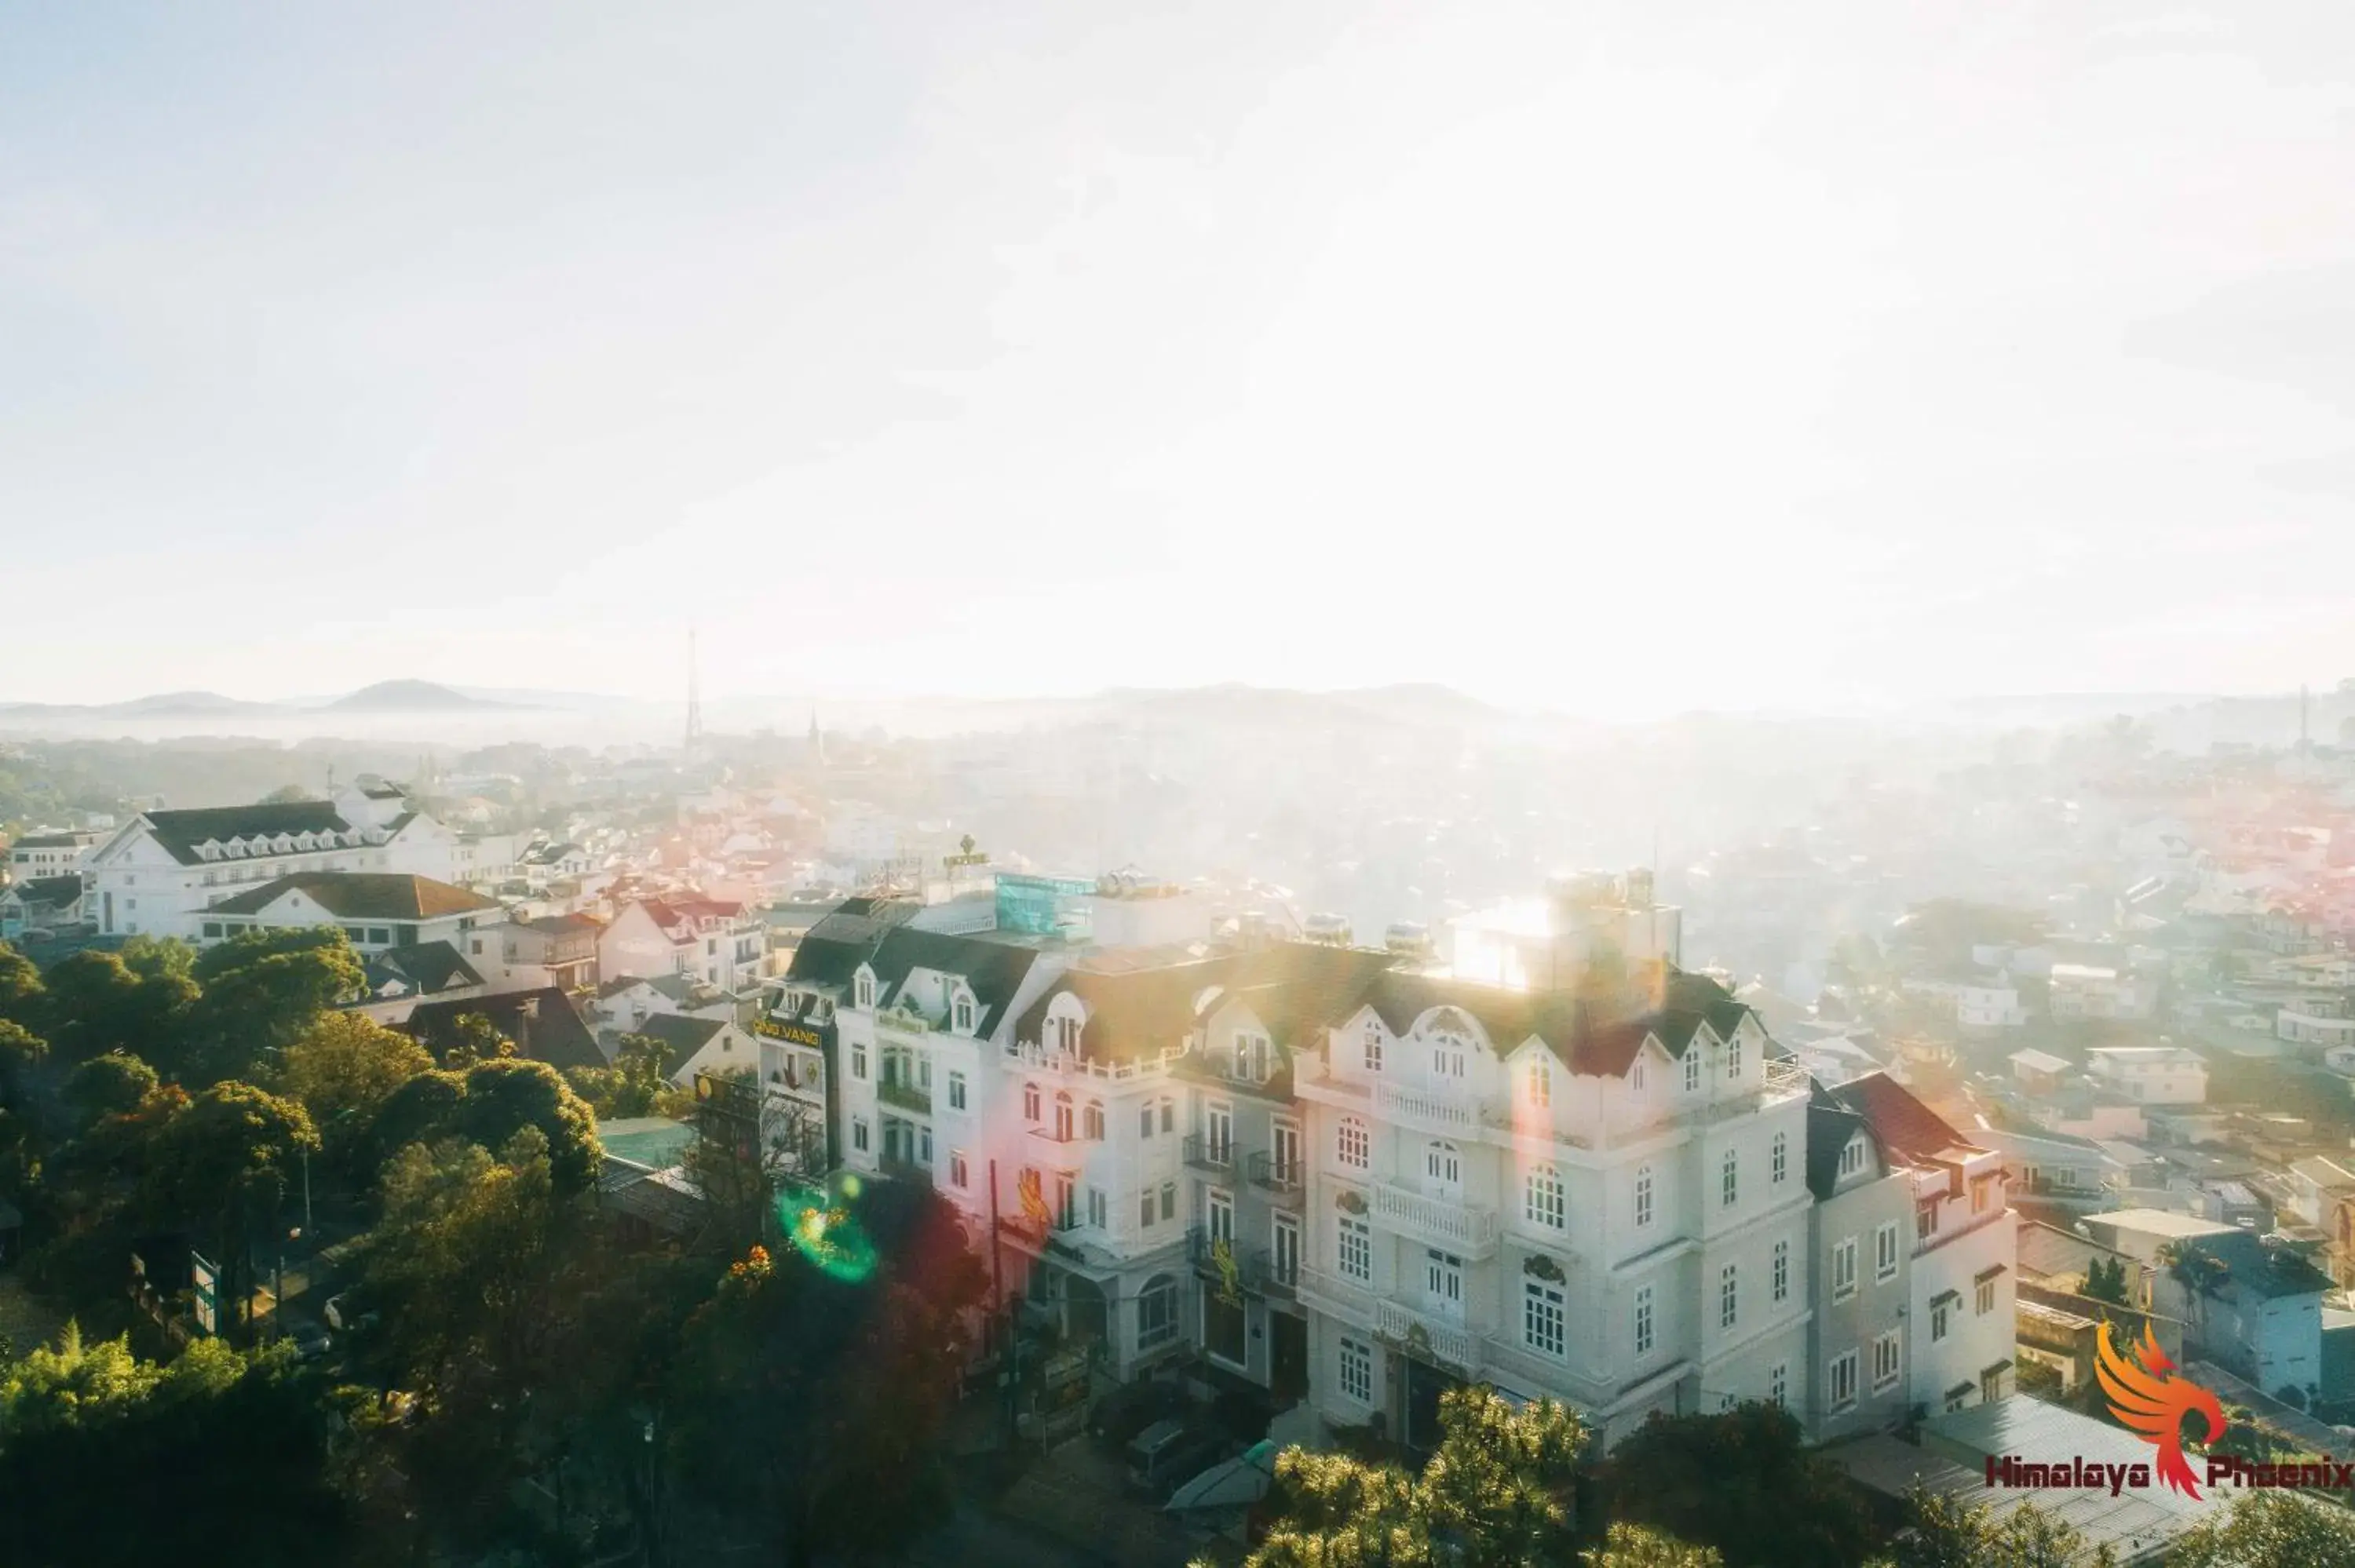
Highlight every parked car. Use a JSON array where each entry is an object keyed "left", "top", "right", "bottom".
[
  {"left": 1126, "top": 1420, "right": 1229, "bottom": 1500},
  {"left": 284, "top": 1318, "right": 332, "bottom": 1362},
  {"left": 1091, "top": 1377, "right": 1187, "bottom": 1449}
]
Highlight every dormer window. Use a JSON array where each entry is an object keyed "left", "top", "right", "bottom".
[
  {"left": 1524, "top": 1058, "right": 1551, "bottom": 1108},
  {"left": 1726, "top": 1035, "right": 1743, "bottom": 1080},
  {"left": 1684, "top": 1048, "right": 1701, "bottom": 1092},
  {"left": 953, "top": 994, "right": 975, "bottom": 1034},
  {"left": 1630, "top": 1057, "right": 1648, "bottom": 1094},
  {"left": 1838, "top": 1133, "right": 1871, "bottom": 1178},
  {"left": 1236, "top": 1034, "right": 1270, "bottom": 1083},
  {"left": 854, "top": 970, "right": 875, "bottom": 1010}
]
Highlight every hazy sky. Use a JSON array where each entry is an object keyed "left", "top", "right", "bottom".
[{"left": 5, "top": 2, "right": 2353, "bottom": 717}]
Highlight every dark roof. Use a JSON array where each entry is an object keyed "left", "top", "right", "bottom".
[
  {"left": 208, "top": 872, "right": 504, "bottom": 921},
  {"left": 141, "top": 802, "right": 355, "bottom": 865},
  {"left": 2, "top": 875, "right": 86, "bottom": 909},
  {"left": 1350, "top": 965, "right": 1756, "bottom": 1077},
  {"left": 1806, "top": 1090, "right": 1874, "bottom": 1201},
  {"left": 784, "top": 899, "right": 921, "bottom": 991},
  {"left": 401, "top": 987, "right": 604, "bottom": 1073},
  {"left": 1013, "top": 941, "right": 1402, "bottom": 1064},
  {"left": 364, "top": 941, "right": 484, "bottom": 996},
  {"left": 620, "top": 1012, "right": 729, "bottom": 1076},
  {"left": 869, "top": 928, "right": 1046, "bottom": 1036},
  {"left": 517, "top": 912, "right": 601, "bottom": 935},
  {"left": 1825, "top": 1072, "right": 1983, "bottom": 1165},
  {"left": 2174, "top": 1231, "right": 2334, "bottom": 1301},
  {"left": 12, "top": 832, "right": 92, "bottom": 848},
  {"left": 523, "top": 841, "right": 582, "bottom": 864}
]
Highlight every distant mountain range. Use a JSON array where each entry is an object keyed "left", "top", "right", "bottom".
[{"left": 0, "top": 679, "right": 527, "bottom": 719}]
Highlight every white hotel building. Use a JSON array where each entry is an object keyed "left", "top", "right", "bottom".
[{"left": 1293, "top": 883, "right": 1816, "bottom": 1453}]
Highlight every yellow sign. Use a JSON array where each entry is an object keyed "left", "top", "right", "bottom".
[{"left": 757, "top": 1018, "right": 824, "bottom": 1046}]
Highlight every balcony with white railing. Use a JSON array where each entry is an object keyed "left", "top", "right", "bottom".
[
  {"left": 1369, "top": 1180, "right": 1499, "bottom": 1257},
  {"left": 1375, "top": 1297, "right": 1479, "bottom": 1376},
  {"left": 1373, "top": 1079, "right": 1486, "bottom": 1135}
]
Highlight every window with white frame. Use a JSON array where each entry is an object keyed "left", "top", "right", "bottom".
[
  {"left": 1524, "top": 1281, "right": 1565, "bottom": 1358},
  {"left": 1083, "top": 1100, "right": 1104, "bottom": 1140},
  {"left": 1338, "top": 1216, "right": 1371, "bottom": 1282},
  {"left": 1137, "top": 1275, "right": 1178, "bottom": 1349},
  {"left": 1722, "top": 1147, "right": 1739, "bottom": 1207},
  {"left": 1875, "top": 1222, "right": 1900, "bottom": 1282},
  {"left": 1208, "top": 1189, "right": 1234, "bottom": 1245},
  {"left": 1160, "top": 1099, "right": 1175, "bottom": 1134},
  {"left": 1525, "top": 1058, "right": 1550, "bottom": 1108},
  {"left": 1727, "top": 1034, "right": 1743, "bottom": 1078},
  {"left": 953, "top": 995, "right": 973, "bottom": 1032},
  {"left": 1719, "top": 1264, "right": 1738, "bottom": 1329},
  {"left": 1635, "top": 1165, "right": 1654, "bottom": 1228},
  {"left": 1830, "top": 1350, "right": 1859, "bottom": 1410},
  {"left": 1088, "top": 1187, "right": 1107, "bottom": 1229},
  {"left": 1338, "top": 1117, "right": 1370, "bottom": 1169},
  {"left": 1685, "top": 1049, "right": 1701, "bottom": 1092},
  {"left": 1873, "top": 1329, "right": 1901, "bottom": 1391},
  {"left": 1431, "top": 1038, "right": 1466, "bottom": 1080},
  {"left": 1977, "top": 1277, "right": 1998, "bottom": 1315},
  {"left": 1139, "top": 1103, "right": 1154, "bottom": 1139},
  {"left": 1022, "top": 1082, "right": 1039, "bottom": 1121},
  {"left": 1771, "top": 1131, "right": 1787, "bottom": 1184},
  {"left": 1053, "top": 1092, "right": 1075, "bottom": 1141},
  {"left": 855, "top": 972, "right": 874, "bottom": 1009},
  {"left": 1140, "top": 1190, "right": 1156, "bottom": 1228},
  {"left": 1161, "top": 1181, "right": 1177, "bottom": 1222},
  {"left": 1525, "top": 1163, "right": 1565, "bottom": 1231},
  {"left": 1339, "top": 1336, "right": 1373, "bottom": 1403},
  {"left": 1630, "top": 1058, "right": 1647, "bottom": 1094},
  {"left": 852, "top": 1044, "right": 868, "bottom": 1081},
  {"left": 1364, "top": 1026, "right": 1383, "bottom": 1073},
  {"left": 1833, "top": 1238, "right": 1857, "bottom": 1301},
  {"left": 1769, "top": 1362, "right": 1788, "bottom": 1407},
  {"left": 1838, "top": 1134, "right": 1869, "bottom": 1178},
  {"left": 1634, "top": 1285, "right": 1655, "bottom": 1355},
  {"left": 1932, "top": 1300, "right": 1951, "bottom": 1341},
  {"left": 948, "top": 1071, "right": 967, "bottom": 1111},
  {"left": 1426, "top": 1140, "right": 1461, "bottom": 1188},
  {"left": 1773, "top": 1240, "right": 1789, "bottom": 1303},
  {"left": 852, "top": 1117, "right": 870, "bottom": 1153}
]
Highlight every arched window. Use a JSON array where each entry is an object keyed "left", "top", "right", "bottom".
[
  {"left": 1426, "top": 1140, "right": 1461, "bottom": 1188},
  {"left": 1771, "top": 1131, "right": 1789, "bottom": 1184},
  {"left": 1634, "top": 1165, "right": 1655, "bottom": 1227},
  {"left": 1525, "top": 1058, "right": 1551, "bottom": 1109},
  {"left": 1137, "top": 1274, "right": 1178, "bottom": 1349},
  {"left": 1338, "top": 1116, "right": 1370, "bottom": 1169},
  {"left": 1525, "top": 1162, "right": 1565, "bottom": 1230},
  {"left": 1083, "top": 1100, "right": 1104, "bottom": 1141},
  {"left": 1022, "top": 1082, "right": 1041, "bottom": 1121},
  {"left": 1630, "top": 1057, "right": 1647, "bottom": 1094},
  {"left": 1053, "top": 1092, "right": 1075, "bottom": 1142}
]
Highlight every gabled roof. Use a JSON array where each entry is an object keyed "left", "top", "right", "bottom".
[
  {"left": 1, "top": 875, "right": 86, "bottom": 909},
  {"left": 1805, "top": 1089, "right": 1874, "bottom": 1201},
  {"left": 1351, "top": 965, "right": 1756, "bottom": 1078},
  {"left": 207, "top": 872, "right": 504, "bottom": 921},
  {"left": 869, "top": 928, "right": 1046, "bottom": 1037},
  {"left": 401, "top": 987, "right": 604, "bottom": 1073},
  {"left": 363, "top": 941, "right": 484, "bottom": 997},
  {"left": 620, "top": 1012, "right": 730, "bottom": 1076},
  {"left": 141, "top": 802, "right": 354, "bottom": 866},
  {"left": 784, "top": 899, "right": 922, "bottom": 991},
  {"left": 1824, "top": 1072, "right": 1984, "bottom": 1166},
  {"left": 1013, "top": 940, "right": 1403, "bottom": 1064}
]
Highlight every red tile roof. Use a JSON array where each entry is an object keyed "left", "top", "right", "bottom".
[{"left": 1831, "top": 1071, "right": 1984, "bottom": 1165}]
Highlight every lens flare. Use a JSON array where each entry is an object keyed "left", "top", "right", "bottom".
[{"left": 775, "top": 1169, "right": 878, "bottom": 1282}]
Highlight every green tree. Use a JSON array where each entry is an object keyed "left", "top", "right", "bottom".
[
  {"left": 1598, "top": 1403, "right": 1878, "bottom": 1568},
  {"left": 115, "top": 932, "right": 196, "bottom": 985},
  {"left": 1878, "top": 1484, "right": 2113, "bottom": 1568},
  {"left": 143, "top": 1082, "right": 319, "bottom": 1333},
  {"left": 360, "top": 1059, "right": 599, "bottom": 1194},
  {"left": 1588, "top": 1523, "right": 1725, "bottom": 1568},
  {"left": 1227, "top": 1387, "right": 1587, "bottom": 1568},
  {"left": 61, "top": 1049, "right": 159, "bottom": 1129},
  {"left": 180, "top": 937, "right": 365, "bottom": 1083},
  {"left": 276, "top": 1011, "right": 433, "bottom": 1139},
  {"left": 39, "top": 949, "right": 192, "bottom": 1065},
  {"left": 564, "top": 1031, "right": 685, "bottom": 1120},
  {"left": 0, "top": 940, "right": 43, "bottom": 1024},
  {"left": 0, "top": 1325, "right": 349, "bottom": 1566},
  {"left": 440, "top": 1011, "right": 516, "bottom": 1070},
  {"left": 665, "top": 1183, "right": 989, "bottom": 1566},
  {"left": 2170, "top": 1490, "right": 2355, "bottom": 1568}
]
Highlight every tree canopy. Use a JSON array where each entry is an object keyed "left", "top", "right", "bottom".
[{"left": 1597, "top": 1404, "right": 1878, "bottom": 1568}]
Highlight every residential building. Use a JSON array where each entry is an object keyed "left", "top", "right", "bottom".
[
  {"left": 2006, "top": 1049, "right": 2070, "bottom": 1095},
  {"left": 2047, "top": 965, "right": 2156, "bottom": 1021},
  {"left": 1294, "top": 960, "right": 1813, "bottom": 1453},
  {"left": 2085, "top": 1045, "right": 2208, "bottom": 1105},
  {"left": 1804, "top": 1085, "right": 1915, "bottom": 1441},
  {"left": 348, "top": 942, "right": 488, "bottom": 1023},
  {"left": 82, "top": 781, "right": 461, "bottom": 940},
  {"left": 5, "top": 830, "right": 97, "bottom": 885},
  {"left": 593, "top": 973, "right": 735, "bottom": 1034},
  {"left": 624, "top": 1012, "right": 762, "bottom": 1088},
  {"left": 2077, "top": 1209, "right": 2239, "bottom": 1268},
  {"left": 1822, "top": 1074, "right": 2017, "bottom": 1416},
  {"left": 1977, "top": 1126, "right": 2125, "bottom": 1205},
  {"left": 600, "top": 895, "right": 764, "bottom": 994},
  {"left": 0, "top": 876, "right": 90, "bottom": 939},
  {"left": 402, "top": 987, "right": 606, "bottom": 1074},
  {"left": 2152, "top": 1231, "right": 2331, "bottom": 1403},
  {"left": 474, "top": 913, "right": 601, "bottom": 994},
  {"left": 197, "top": 872, "right": 504, "bottom": 955}
]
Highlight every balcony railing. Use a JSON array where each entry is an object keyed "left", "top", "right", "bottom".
[
  {"left": 1183, "top": 1133, "right": 1236, "bottom": 1173},
  {"left": 1248, "top": 1149, "right": 1305, "bottom": 1200},
  {"left": 1375, "top": 1298, "right": 1477, "bottom": 1374},
  {"left": 876, "top": 1078, "right": 933, "bottom": 1114},
  {"left": 1187, "top": 1231, "right": 1302, "bottom": 1300},
  {"left": 1370, "top": 1179, "right": 1499, "bottom": 1256},
  {"left": 1373, "top": 1080, "right": 1484, "bottom": 1133}
]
